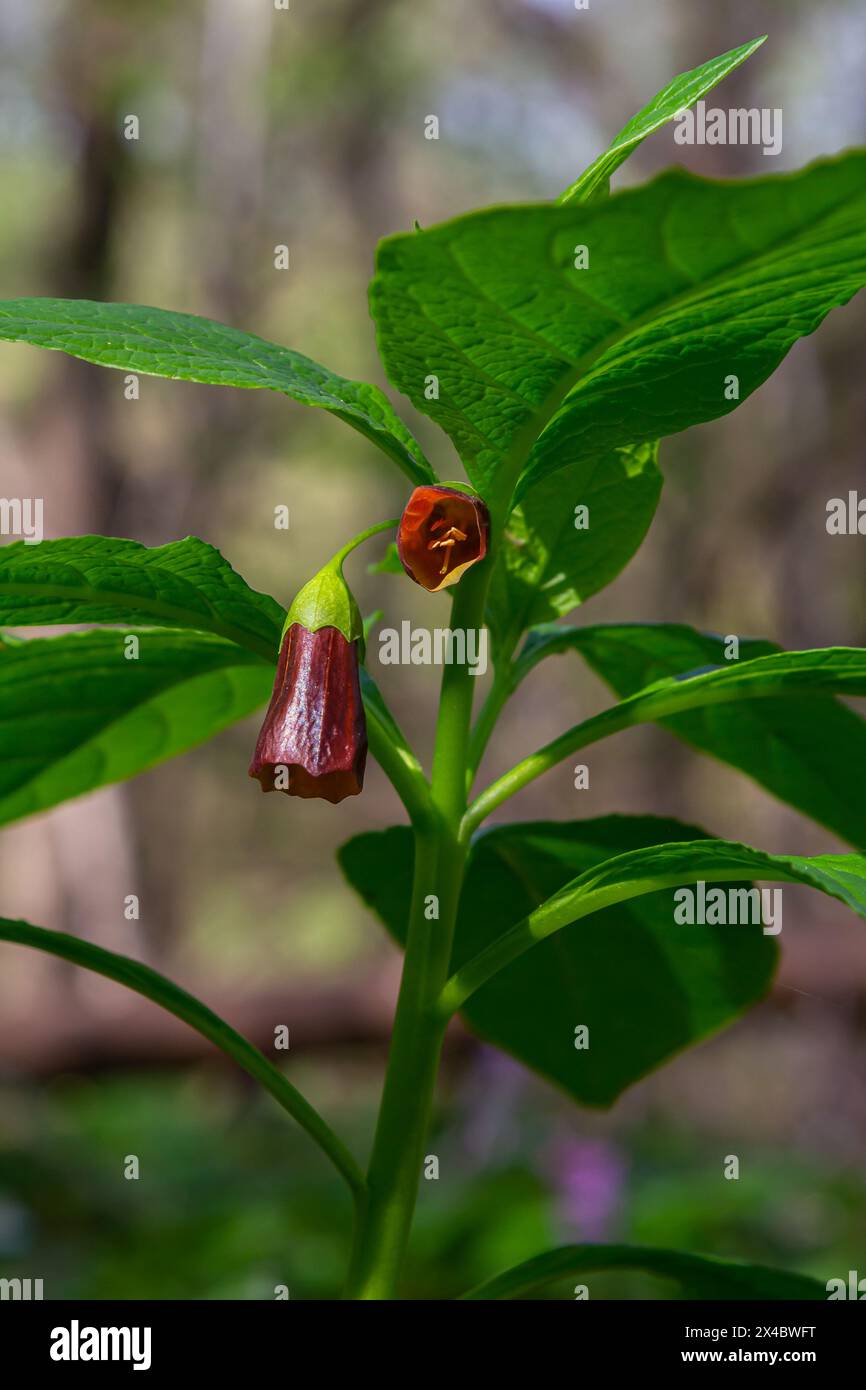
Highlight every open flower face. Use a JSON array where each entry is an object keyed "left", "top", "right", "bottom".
[
  {"left": 249, "top": 623, "right": 367, "bottom": 804},
  {"left": 397, "top": 485, "right": 489, "bottom": 593}
]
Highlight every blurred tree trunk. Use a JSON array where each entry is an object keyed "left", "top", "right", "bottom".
[
  {"left": 16, "top": 6, "right": 140, "bottom": 987},
  {"left": 174, "top": 0, "right": 273, "bottom": 532}
]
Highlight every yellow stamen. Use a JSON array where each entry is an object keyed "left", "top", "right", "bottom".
[{"left": 427, "top": 525, "right": 468, "bottom": 576}]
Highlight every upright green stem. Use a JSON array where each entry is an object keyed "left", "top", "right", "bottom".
[
  {"left": 343, "top": 562, "right": 489, "bottom": 1298},
  {"left": 342, "top": 823, "right": 447, "bottom": 1298},
  {"left": 432, "top": 561, "right": 490, "bottom": 820},
  {"left": 467, "top": 661, "right": 515, "bottom": 784}
]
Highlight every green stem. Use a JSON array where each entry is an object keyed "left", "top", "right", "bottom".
[
  {"left": 467, "top": 661, "right": 515, "bottom": 783},
  {"left": 332, "top": 517, "right": 399, "bottom": 568},
  {"left": 461, "top": 657, "right": 866, "bottom": 840},
  {"left": 342, "top": 825, "right": 447, "bottom": 1298},
  {"left": 363, "top": 688, "right": 435, "bottom": 830},
  {"left": 343, "top": 561, "right": 489, "bottom": 1298},
  {"left": 432, "top": 561, "right": 490, "bottom": 819},
  {"left": 436, "top": 860, "right": 807, "bottom": 1019},
  {"left": 463, "top": 697, "right": 635, "bottom": 838},
  {"left": 0, "top": 918, "right": 366, "bottom": 1206}
]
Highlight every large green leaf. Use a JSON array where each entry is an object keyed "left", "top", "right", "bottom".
[
  {"left": 0, "top": 535, "right": 284, "bottom": 661},
  {"left": 0, "top": 916, "right": 364, "bottom": 1199},
  {"left": 0, "top": 298, "right": 433, "bottom": 486},
  {"left": 486, "top": 441, "right": 661, "bottom": 651},
  {"left": 558, "top": 37, "right": 767, "bottom": 204},
  {"left": 339, "top": 815, "right": 777, "bottom": 1108},
  {"left": 438, "top": 36, "right": 764, "bottom": 640},
  {"left": 442, "top": 836, "right": 866, "bottom": 1023},
  {"left": 0, "top": 628, "right": 273, "bottom": 825},
  {"left": 516, "top": 625, "right": 866, "bottom": 848},
  {"left": 370, "top": 153, "right": 866, "bottom": 505},
  {"left": 517, "top": 620, "right": 774, "bottom": 688},
  {"left": 461, "top": 1242, "right": 823, "bottom": 1301}
]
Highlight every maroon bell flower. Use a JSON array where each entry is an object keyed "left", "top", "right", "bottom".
[
  {"left": 397, "top": 485, "right": 489, "bottom": 593},
  {"left": 249, "top": 622, "right": 367, "bottom": 803}
]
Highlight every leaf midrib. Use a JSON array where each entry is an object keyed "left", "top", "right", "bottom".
[
  {"left": 430, "top": 168, "right": 866, "bottom": 504},
  {"left": 0, "top": 660, "right": 268, "bottom": 803},
  {"left": 0, "top": 578, "right": 279, "bottom": 662},
  {"left": 1, "top": 302, "right": 430, "bottom": 482},
  {"left": 524, "top": 182, "right": 863, "bottom": 458},
  {"left": 5, "top": 305, "right": 348, "bottom": 400}
]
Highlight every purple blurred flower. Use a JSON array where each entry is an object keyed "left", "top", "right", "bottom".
[{"left": 546, "top": 1136, "right": 626, "bottom": 1242}]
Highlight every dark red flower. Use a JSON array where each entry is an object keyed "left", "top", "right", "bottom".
[
  {"left": 249, "top": 623, "right": 367, "bottom": 804},
  {"left": 397, "top": 485, "right": 489, "bottom": 593}
]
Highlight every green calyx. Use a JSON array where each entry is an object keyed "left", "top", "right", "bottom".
[
  {"left": 283, "top": 562, "right": 364, "bottom": 647},
  {"left": 281, "top": 518, "right": 398, "bottom": 651},
  {"left": 440, "top": 480, "right": 481, "bottom": 498}
]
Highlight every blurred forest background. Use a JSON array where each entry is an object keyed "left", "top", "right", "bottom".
[{"left": 0, "top": 0, "right": 865, "bottom": 1299}]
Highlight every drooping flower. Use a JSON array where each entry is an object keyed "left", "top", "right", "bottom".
[
  {"left": 397, "top": 484, "right": 489, "bottom": 592},
  {"left": 249, "top": 543, "right": 371, "bottom": 804},
  {"left": 249, "top": 622, "right": 367, "bottom": 803}
]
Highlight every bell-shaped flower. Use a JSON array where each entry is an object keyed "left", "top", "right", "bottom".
[
  {"left": 397, "top": 485, "right": 489, "bottom": 592},
  {"left": 249, "top": 554, "right": 367, "bottom": 803}
]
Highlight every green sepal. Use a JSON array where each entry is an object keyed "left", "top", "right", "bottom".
[
  {"left": 282, "top": 559, "right": 364, "bottom": 650},
  {"left": 440, "top": 480, "right": 480, "bottom": 497},
  {"left": 281, "top": 519, "right": 397, "bottom": 657}
]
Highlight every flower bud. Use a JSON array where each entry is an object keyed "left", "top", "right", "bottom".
[
  {"left": 249, "top": 551, "right": 367, "bottom": 804},
  {"left": 397, "top": 485, "right": 489, "bottom": 593},
  {"left": 249, "top": 623, "right": 367, "bottom": 803}
]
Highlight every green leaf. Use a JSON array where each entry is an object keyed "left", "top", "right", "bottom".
[
  {"left": 0, "top": 628, "right": 274, "bottom": 826},
  {"left": 367, "top": 541, "right": 404, "bottom": 575},
  {"left": 558, "top": 36, "right": 767, "bottom": 204},
  {"left": 517, "top": 620, "right": 775, "bottom": 687},
  {"left": 370, "top": 152, "right": 866, "bottom": 505},
  {"left": 461, "top": 1242, "right": 824, "bottom": 1300},
  {"left": 486, "top": 441, "right": 661, "bottom": 650},
  {"left": 0, "top": 297, "right": 433, "bottom": 486},
  {"left": 0, "top": 916, "right": 365, "bottom": 1200},
  {"left": 362, "top": 609, "right": 384, "bottom": 640},
  {"left": 0, "top": 535, "right": 285, "bottom": 661},
  {"left": 441, "top": 836, "right": 866, "bottom": 1025},
  {"left": 339, "top": 815, "right": 778, "bottom": 1107},
  {"left": 518, "top": 625, "right": 866, "bottom": 848}
]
